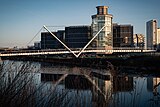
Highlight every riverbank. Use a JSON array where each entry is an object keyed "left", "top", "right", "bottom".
[{"left": 1, "top": 54, "right": 160, "bottom": 74}]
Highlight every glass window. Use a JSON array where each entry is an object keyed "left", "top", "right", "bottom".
[{"left": 124, "top": 37, "right": 128, "bottom": 43}]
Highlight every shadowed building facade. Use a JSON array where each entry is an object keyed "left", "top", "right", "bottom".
[
  {"left": 113, "top": 24, "right": 134, "bottom": 47},
  {"left": 41, "top": 30, "right": 65, "bottom": 49},
  {"left": 65, "top": 26, "right": 91, "bottom": 48}
]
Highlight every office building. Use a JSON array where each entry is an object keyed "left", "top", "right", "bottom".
[
  {"left": 41, "top": 30, "right": 65, "bottom": 49},
  {"left": 34, "top": 41, "right": 41, "bottom": 49},
  {"left": 91, "top": 6, "right": 113, "bottom": 49},
  {"left": 157, "top": 28, "right": 160, "bottom": 49},
  {"left": 146, "top": 19, "right": 157, "bottom": 49},
  {"left": 65, "top": 26, "right": 91, "bottom": 48},
  {"left": 113, "top": 24, "right": 134, "bottom": 47},
  {"left": 41, "top": 32, "right": 55, "bottom": 49},
  {"left": 133, "top": 34, "right": 145, "bottom": 48}
]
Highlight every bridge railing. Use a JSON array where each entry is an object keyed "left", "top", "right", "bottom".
[{"left": 0, "top": 47, "right": 157, "bottom": 56}]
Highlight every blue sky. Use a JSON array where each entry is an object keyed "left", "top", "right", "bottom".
[{"left": 0, "top": 0, "right": 160, "bottom": 48}]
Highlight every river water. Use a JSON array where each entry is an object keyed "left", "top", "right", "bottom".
[{"left": 0, "top": 60, "right": 160, "bottom": 107}]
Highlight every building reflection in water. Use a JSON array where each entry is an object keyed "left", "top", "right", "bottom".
[
  {"left": 147, "top": 77, "right": 160, "bottom": 95},
  {"left": 1, "top": 60, "right": 160, "bottom": 107},
  {"left": 40, "top": 63, "right": 160, "bottom": 107},
  {"left": 147, "top": 77, "right": 160, "bottom": 107},
  {"left": 113, "top": 76, "right": 133, "bottom": 92},
  {"left": 40, "top": 62, "right": 113, "bottom": 107},
  {"left": 40, "top": 62, "right": 135, "bottom": 107}
]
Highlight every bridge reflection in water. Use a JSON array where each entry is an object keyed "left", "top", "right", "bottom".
[{"left": 1, "top": 60, "right": 160, "bottom": 107}]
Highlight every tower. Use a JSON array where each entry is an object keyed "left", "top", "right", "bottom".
[
  {"left": 91, "top": 6, "right": 113, "bottom": 49},
  {"left": 157, "top": 28, "right": 160, "bottom": 50},
  {"left": 146, "top": 19, "right": 157, "bottom": 49}
]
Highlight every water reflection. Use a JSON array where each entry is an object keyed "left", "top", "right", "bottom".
[{"left": 0, "top": 60, "right": 160, "bottom": 107}]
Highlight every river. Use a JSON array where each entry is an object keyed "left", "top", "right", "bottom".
[{"left": 0, "top": 60, "right": 160, "bottom": 107}]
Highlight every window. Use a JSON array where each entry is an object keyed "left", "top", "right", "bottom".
[{"left": 124, "top": 37, "right": 128, "bottom": 43}]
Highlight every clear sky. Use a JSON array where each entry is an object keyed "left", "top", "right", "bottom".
[{"left": 0, "top": 0, "right": 160, "bottom": 48}]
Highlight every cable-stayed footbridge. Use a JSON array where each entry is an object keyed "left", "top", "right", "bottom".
[{"left": 0, "top": 25, "right": 156, "bottom": 58}]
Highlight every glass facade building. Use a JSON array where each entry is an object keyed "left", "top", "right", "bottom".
[
  {"left": 146, "top": 19, "right": 157, "bottom": 49},
  {"left": 91, "top": 6, "right": 113, "bottom": 49},
  {"left": 65, "top": 26, "right": 91, "bottom": 48},
  {"left": 41, "top": 30, "right": 65, "bottom": 49},
  {"left": 157, "top": 28, "right": 160, "bottom": 49},
  {"left": 113, "top": 24, "right": 133, "bottom": 47}
]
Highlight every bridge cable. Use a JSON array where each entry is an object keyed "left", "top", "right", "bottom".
[
  {"left": 26, "top": 27, "right": 43, "bottom": 47},
  {"left": 76, "top": 25, "right": 106, "bottom": 57},
  {"left": 43, "top": 25, "right": 78, "bottom": 57}
]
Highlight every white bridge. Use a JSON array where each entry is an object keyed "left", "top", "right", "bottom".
[
  {"left": 0, "top": 25, "right": 156, "bottom": 58},
  {"left": 0, "top": 48, "right": 156, "bottom": 57}
]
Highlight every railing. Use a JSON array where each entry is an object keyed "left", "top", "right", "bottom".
[{"left": 0, "top": 48, "right": 157, "bottom": 57}]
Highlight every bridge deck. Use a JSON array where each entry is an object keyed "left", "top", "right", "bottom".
[{"left": 0, "top": 49, "right": 156, "bottom": 57}]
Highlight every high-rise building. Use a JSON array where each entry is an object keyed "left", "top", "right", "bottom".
[
  {"left": 113, "top": 24, "right": 133, "bottom": 47},
  {"left": 133, "top": 34, "right": 145, "bottom": 48},
  {"left": 146, "top": 19, "right": 157, "bottom": 49},
  {"left": 91, "top": 6, "right": 113, "bottom": 49},
  {"left": 65, "top": 26, "right": 91, "bottom": 48},
  {"left": 157, "top": 28, "right": 160, "bottom": 48},
  {"left": 41, "top": 30, "right": 65, "bottom": 49}
]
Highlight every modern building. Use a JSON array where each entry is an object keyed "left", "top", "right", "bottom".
[
  {"left": 91, "top": 6, "right": 113, "bottom": 49},
  {"left": 56, "top": 30, "right": 65, "bottom": 48},
  {"left": 157, "top": 28, "right": 160, "bottom": 49},
  {"left": 41, "top": 30, "right": 65, "bottom": 49},
  {"left": 146, "top": 19, "right": 157, "bottom": 49},
  {"left": 65, "top": 26, "right": 91, "bottom": 48},
  {"left": 113, "top": 24, "right": 134, "bottom": 47},
  {"left": 34, "top": 41, "right": 41, "bottom": 49},
  {"left": 133, "top": 34, "right": 145, "bottom": 48}
]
